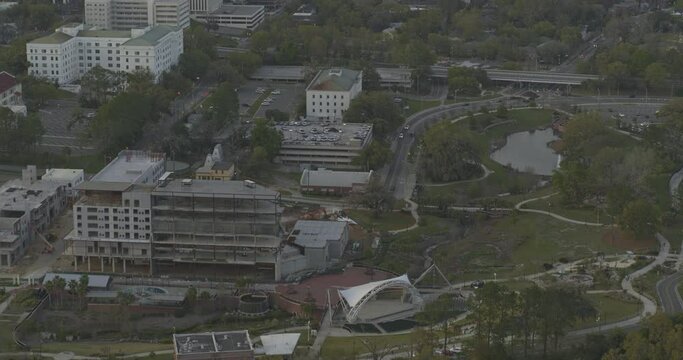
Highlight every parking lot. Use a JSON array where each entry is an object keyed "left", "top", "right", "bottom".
[
  {"left": 577, "top": 102, "right": 664, "bottom": 126},
  {"left": 237, "top": 80, "right": 304, "bottom": 119},
  {"left": 38, "top": 99, "right": 96, "bottom": 155}
]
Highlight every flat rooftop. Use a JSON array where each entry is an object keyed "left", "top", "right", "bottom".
[
  {"left": 0, "top": 179, "right": 65, "bottom": 214},
  {"left": 277, "top": 120, "right": 372, "bottom": 148},
  {"left": 250, "top": 65, "right": 305, "bottom": 81},
  {"left": 91, "top": 150, "right": 164, "bottom": 184},
  {"left": 173, "top": 331, "right": 252, "bottom": 354},
  {"left": 307, "top": 68, "right": 361, "bottom": 92},
  {"left": 301, "top": 169, "right": 372, "bottom": 188},
  {"left": 289, "top": 220, "right": 347, "bottom": 248},
  {"left": 212, "top": 4, "right": 263, "bottom": 16},
  {"left": 153, "top": 179, "right": 278, "bottom": 198},
  {"left": 42, "top": 168, "right": 84, "bottom": 182}
]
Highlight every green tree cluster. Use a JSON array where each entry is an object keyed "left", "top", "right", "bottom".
[
  {"left": 553, "top": 112, "right": 662, "bottom": 239},
  {"left": 470, "top": 283, "right": 595, "bottom": 359},
  {"left": 447, "top": 66, "right": 489, "bottom": 97},
  {"left": 601, "top": 314, "right": 683, "bottom": 360},
  {"left": 0, "top": 107, "right": 44, "bottom": 154},
  {"left": 343, "top": 92, "right": 403, "bottom": 139},
  {"left": 421, "top": 122, "right": 482, "bottom": 182}
]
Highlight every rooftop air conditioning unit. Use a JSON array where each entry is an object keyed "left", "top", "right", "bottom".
[
  {"left": 244, "top": 180, "right": 255, "bottom": 188},
  {"left": 181, "top": 179, "right": 192, "bottom": 186}
]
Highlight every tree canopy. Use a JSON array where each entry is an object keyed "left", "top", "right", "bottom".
[
  {"left": 343, "top": 92, "right": 403, "bottom": 139},
  {"left": 421, "top": 122, "right": 482, "bottom": 182}
]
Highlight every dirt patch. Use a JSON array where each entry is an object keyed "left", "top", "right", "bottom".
[{"left": 601, "top": 228, "right": 657, "bottom": 253}]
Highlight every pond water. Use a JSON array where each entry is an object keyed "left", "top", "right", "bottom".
[{"left": 490, "top": 128, "right": 560, "bottom": 176}]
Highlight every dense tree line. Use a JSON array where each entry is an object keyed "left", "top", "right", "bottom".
[
  {"left": 600, "top": 314, "right": 683, "bottom": 360},
  {"left": 0, "top": 107, "right": 44, "bottom": 154},
  {"left": 552, "top": 112, "right": 664, "bottom": 239},
  {"left": 469, "top": 283, "right": 595, "bottom": 359},
  {"left": 344, "top": 92, "right": 403, "bottom": 139},
  {"left": 421, "top": 121, "right": 482, "bottom": 182}
]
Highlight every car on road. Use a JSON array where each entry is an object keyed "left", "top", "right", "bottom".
[
  {"left": 398, "top": 133, "right": 404, "bottom": 139},
  {"left": 404, "top": 125, "right": 410, "bottom": 130}
]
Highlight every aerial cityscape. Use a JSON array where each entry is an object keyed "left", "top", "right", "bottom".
[{"left": 1, "top": 0, "right": 683, "bottom": 359}]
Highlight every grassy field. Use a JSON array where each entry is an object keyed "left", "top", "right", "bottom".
[
  {"left": 403, "top": 99, "right": 442, "bottom": 116},
  {"left": 372, "top": 215, "right": 449, "bottom": 274},
  {"left": 0, "top": 321, "right": 19, "bottom": 352},
  {"left": 320, "top": 333, "right": 412, "bottom": 359},
  {"left": 435, "top": 213, "right": 634, "bottom": 282},
  {"left": 574, "top": 293, "right": 641, "bottom": 329},
  {"left": 40, "top": 342, "right": 172, "bottom": 356},
  {"left": 346, "top": 209, "right": 416, "bottom": 232},
  {"left": 521, "top": 193, "right": 613, "bottom": 224},
  {"left": 633, "top": 269, "right": 667, "bottom": 306}
]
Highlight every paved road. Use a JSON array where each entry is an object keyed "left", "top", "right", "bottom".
[
  {"left": 657, "top": 272, "right": 683, "bottom": 314},
  {"left": 670, "top": 167, "right": 683, "bottom": 209}
]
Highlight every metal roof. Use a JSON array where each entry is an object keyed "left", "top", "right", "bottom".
[
  {"left": 43, "top": 272, "right": 111, "bottom": 289},
  {"left": 76, "top": 181, "right": 132, "bottom": 192},
  {"left": 289, "top": 220, "right": 347, "bottom": 248},
  {"left": 0, "top": 71, "right": 18, "bottom": 94},
  {"left": 260, "top": 333, "right": 300, "bottom": 355},
  {"left": 307, "top": 68, "right": 361, "bottom": 92},
  {"left": 30, "top": 31, "right": 73, "bottom": 44},
  {"left": 122, "top": 25, "right": 178, "bottom": 47},
  {"left": 300, "top": 169, "right": 372, "bottom": 188}
]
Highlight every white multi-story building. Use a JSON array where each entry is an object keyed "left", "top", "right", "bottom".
[
  {"left": 42, "top": 168, "right": 85, "bottom": 199},
  {"left": 193, "top": 5, "right": 265, "bottom": 30},
  {"left": 65, "top": 150, "right": 165, "bottom": 273},
  {"left": 85, "top": 0, "right": 190, "bottom": 30},
  {"left": 0, "top": 166, "right": 71, "bottom": 268},
  {"left": 189, "top": 0, "right": 221, "bottom": 15},
  {"left": 26, "top": 23, "right": 183, "bottom": 85},
  {"left": 306, "top": 68, "right": 363, "bottom": 120}
]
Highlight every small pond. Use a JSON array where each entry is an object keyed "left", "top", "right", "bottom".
[{"left": 490, "top": 128, "right": 560, "bottom": 176}]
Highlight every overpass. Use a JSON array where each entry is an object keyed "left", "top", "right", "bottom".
[
  {"left": 430, "top": 66, "right": 601, "bottom": 85},
  {"left": 248, "top": 65, "right": 601, "bottom": 86}
]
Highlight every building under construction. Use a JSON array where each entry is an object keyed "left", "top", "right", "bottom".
[{"left": 150, "top": 179, "right": 283, "bottom": 279}]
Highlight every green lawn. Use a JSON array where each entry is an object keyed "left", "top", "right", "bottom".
[
  {"left": 320, "top": 333, "right": 412, "bottom": 359},
  {"left": 0, "top": 320, "right": 19, "bottom": 352},
  {"left": 435, "top": 213, "right": 626, "bottom": 282},
  {"left": 633, "top": 269, "right": 667, "bottom": 306},
  {"left": 501, "top": 279, "right": 537, "bottom": 291},
  {"left": 346, "top": 209, "right": 416, "bottom": 232},
  {"left": 403, "top": 99, "right": 442, "bottom": 116},
  {"left": 574, "top": 293, "right": 641, "bottom": 329},
  {"left": 372, "top": 215, "right": 449, "bottom": 274},
  {"left": 40, "top": 342, "right": 172, "bottom": 356},
  {"left": 521, "top": 193, "right": 613, "bottom": 224},
  {"left": 659, "top": 217, "right": 683, "bottom": 253}
]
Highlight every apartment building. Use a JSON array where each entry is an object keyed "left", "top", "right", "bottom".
[
  {"left": 193, "top": 5, "right": 265, "bottom": 30},
  {"left": 85, "top": 0, "right": 190, "bottom": 30},
  {"left": 275, "top": 121, "right": 373, "bottom": 170},
  {"left": 306, "top": 68, "right": 363, "bottom": 120},
  {"left": 150, "top": 179, "right": 283, "bottom": 279},
  {"left": 26, "top": 23, "right": 183, "bottom": 84},
  {"left": 0, "top": 166, "right": 70, "bottom": 267},
  {"left": 65, "top": 150, "right": 165, "bottom": 273}
]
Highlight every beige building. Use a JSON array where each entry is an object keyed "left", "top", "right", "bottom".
[
  {"left": 306, "top": 68, "right": 362, "bottom": 120},
  {"left": 85, "top": 0, "right": 190, "bottom": 30}
]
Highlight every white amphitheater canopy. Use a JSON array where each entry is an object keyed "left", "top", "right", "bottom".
[{"left": 338, "top": 274, "right": 422, "bottom": 323}]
